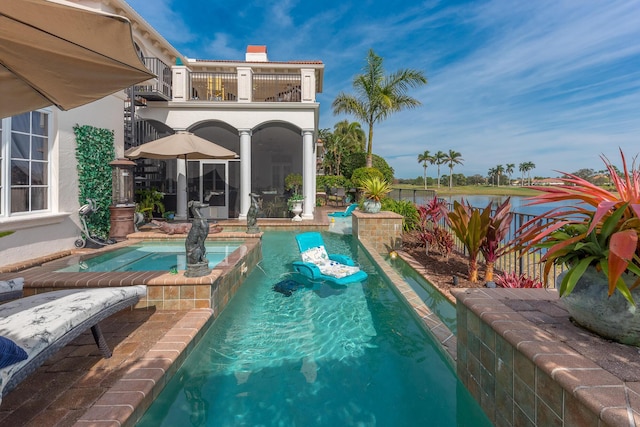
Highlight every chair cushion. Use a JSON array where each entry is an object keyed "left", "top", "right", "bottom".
[
  {"left": 301, "top": 246, "right": 329, "bottom": 264},
  {"left": 0, "top": 278, "right": 23, "bottom": 294},
  {"left": 301, "top": 246, "right": 360, "bottom": 279},
  {"left": 0, "top": 337, "right": 27, "bottom": 369},
  {"left": 317, "top": 261, "right": 361, "bottom": 279}
]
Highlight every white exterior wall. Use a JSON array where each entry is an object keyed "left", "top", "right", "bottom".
[
  {"left": 137, "top": 104, "right": 318, "bottom": 131},
  {"left": 0, "top": 94, "right": 126, "bottom": 266}
]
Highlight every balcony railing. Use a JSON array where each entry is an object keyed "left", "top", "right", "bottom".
[
  {"left": 135, "top": 57, "right": 172, "bottom": 100},
  {"left": 253, "top": 74, "right": 302, "bottom": 102},
  {"left": 190, "top": 72, "right": 238, "bottom": 101}
]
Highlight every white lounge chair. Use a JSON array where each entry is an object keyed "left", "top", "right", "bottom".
[{"left": 0, "top": 285, "right": 147, "bottom": 401}]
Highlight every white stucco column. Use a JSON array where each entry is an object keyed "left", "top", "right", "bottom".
[
  {"left": 302, "top": 129, "right": 315, "bottom": 220},
  {"left": 238, "top": 129, "right": 252, "bottom": 219},
  {"left": 176, "top": 157, "right": 187, "bottom": 220}
]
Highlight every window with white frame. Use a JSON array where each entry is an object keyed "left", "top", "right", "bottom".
[{"left": 0, "top": 111, "right": 50, "bottom": 215}]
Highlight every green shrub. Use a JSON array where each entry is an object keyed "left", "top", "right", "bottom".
[
  {"left": 382, "top": 199, "right": 420, "bottom": 231},
  {"left": 317, "top": 175, "right": 350, "bottom": 191},
  {"left": 351, "top": 167, "right": 384, "bottom": 188},
  {"left": 342, "top": 152, "right": 394, "bottom": 183},
  {"left": 74, "top": 125, "right": 115, "bottom": 239}
]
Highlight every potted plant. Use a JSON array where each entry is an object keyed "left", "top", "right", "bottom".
[
  {"left": 510, "top": 149, "right": 640, "bottom": 345},
  {"left": 284, "top": 173, "right": 303, "bottom": 195},
  {"left": 287, "top": 193, "right": 304, "bottom": 221},
  {"left": 360, "top": 176, "right": 391, "bottom": 213},
  {"left": 135, "top": 188, "right": 165, "bottom": 221}
]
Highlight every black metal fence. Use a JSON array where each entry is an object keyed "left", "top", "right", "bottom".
[{"left": 389, "top": 190, "right": 563, "bottom": 286}]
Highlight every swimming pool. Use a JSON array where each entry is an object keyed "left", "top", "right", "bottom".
[
  {"left": 56, "top": 241, "right": 241, "bottom": 272},
  {"left": 137, "top": 232, "right": 492, "bottom": 426}
]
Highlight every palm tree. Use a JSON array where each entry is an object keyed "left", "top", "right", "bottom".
[
  {"left": 519, "top": 161, "right": 535, "bottom": 185},
  {"left": 444, "top": 149, "right": 464, "bottom": 189},
  {"left": 417, "top": 150, "right": 433, "bottom": 189},
  {"left": 505, "top": 163, "right": 515, "bottom": 186},
  {"left": 434, "top": 150, "right": 447, "bottom": 188},
  {"left": 518, "top": 162, "right": 527, "bottom": 186},
  {"left": 488, "top": 167, "right": 496, "bottom": 186},
  {"left": 495, "top": 164, "right": 504, "bottom": 187},
  {"left": 333, "top": 120, "right": 366, "bottom": 154},
  {"left": 526, "top": 161, "right": 536, "bottom": 185},
  {"left": 332, "top": 49, "right": 427, "bottom": 168}
]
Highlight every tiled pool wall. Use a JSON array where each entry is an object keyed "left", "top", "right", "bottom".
[
  {"left": 0, "top": 233, "right": 263, "bottom": 314},
  {"left": 453, "top": 288, "right": 640, "bottom": 427},
  {"left": 352, "top": 210, "right": 404, "bottom": 253},
  {"left": 355, "top": 213, "right": 640, "bottom": 427}
]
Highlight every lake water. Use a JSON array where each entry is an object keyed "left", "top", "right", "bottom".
[{"left": 412, "top": 194, "right": 569, "bottom": 217}]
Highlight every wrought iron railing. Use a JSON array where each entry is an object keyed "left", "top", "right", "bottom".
[
  {"left": 253, "top": 74, "right": 302, "bottom": 102},
  {"left": 136, "top": 57, "right": 172, "bottom": 98},
  {"left": 190, "top": 72, "right": 238, "bottom": 101},
  {"left": 388, "top": 190, "right": 564, "bottom": 286}
]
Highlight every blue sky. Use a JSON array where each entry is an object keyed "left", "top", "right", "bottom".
[{"left": 125, "top": 0, "right": 640, "bottom": 179}]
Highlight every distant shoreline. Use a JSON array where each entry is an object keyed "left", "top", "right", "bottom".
[{"left": 392, "top": 184, "right": 541, "bottom": 197}]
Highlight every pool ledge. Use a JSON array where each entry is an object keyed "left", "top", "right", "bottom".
[
  {"left": 0, "top": 233, "right": 263, "bottom": 312},
  {"left": 359, "top": 240, "right": 457, "bottom": 368},
  {"left": 74, "top": 308, "right": 214, "bottom": 427},
  {"left": 453, "top": 287, "right": 640, "bottom": 426}
]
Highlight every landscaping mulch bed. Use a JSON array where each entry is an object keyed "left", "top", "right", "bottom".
[{"left": 401, "top": 230, "right": 487, "bottom": 302}]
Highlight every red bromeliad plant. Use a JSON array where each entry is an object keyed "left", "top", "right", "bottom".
[
  {"left": 510, "top": 149, "right": 640, "bottom": 304},
  {"left": 480, "top": 198, "right": 513, "bottom": 281},
  {"left": 495, "top": 272, "right": 543, "bottom": 289},
  {"left": 417, "top": 197, "right": 453, "bottom": 257},
  {"left": 447, "top": 200, "right": 491, "bottom": 282},
  {"left": 447, "top": 198, "right": 513, "bottom": 283}
]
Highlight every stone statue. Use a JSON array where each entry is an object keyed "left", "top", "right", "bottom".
[
  {"left": 184, "top": 201, "right": 211, "bottom": 277},
  {"left": 247, "top": 192, "right": 261, "bottom": 234}
]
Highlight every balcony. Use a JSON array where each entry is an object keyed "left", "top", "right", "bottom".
[
  {"left": 134, "top": 57, "right": 172, "bottom": 101},
  {"left": 190, "top": 72, "right": 238, "bottom": 101},
  {"left": 133, "top": 58, "right": 319, "bottom": 105}
]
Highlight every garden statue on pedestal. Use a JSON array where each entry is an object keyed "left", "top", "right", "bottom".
[
  {"left": 247, "top": 193, "right": 261, "bottom": 234},
  {"left": 184, "top": 201, "right": 211, "bottom": 277}
]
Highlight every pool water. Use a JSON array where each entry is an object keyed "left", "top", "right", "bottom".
[
  {"left": 57, "top": 241, "right": 240, "bottom": 272},
  {"left": 388, "top": 256, "right": 458, "bottom": 334},
  {"left": 137, "top": 232, "right": 492, "bottom": 426}
]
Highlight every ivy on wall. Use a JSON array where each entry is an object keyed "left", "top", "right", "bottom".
[{"left": 74, "top": 125, "right": 115, "bottom": 238}]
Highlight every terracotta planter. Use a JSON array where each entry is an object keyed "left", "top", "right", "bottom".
[{"left": 560, "top": 266, "right": 640, "bottom": 346}]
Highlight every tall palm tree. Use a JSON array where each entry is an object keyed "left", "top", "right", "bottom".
[
  {"left": 417, "top": 150, "right": 433, "bottom": 189},
  {"left": 495, "top": 164, "right": 504, "bottom": 187},
  {"left": 434, "top": 150, "right": 447, "bottom": 188},
  {"left": 518, "top": 162, "right": 527, "bottom": 186},
  {"left": 505, "top": 163, "right": 515, "bottom": 186},
  {"left": 488, "top": 167, "right": 496, "bottom": 186},
  {"left": 332, "top": 49, "right": 427, "bottom": 168},
  {"left": 444, "top": 149, "right": 464, "bottom": 189},
  {"left": 527, "top": 162, "right": 536, "bottom": 185}
]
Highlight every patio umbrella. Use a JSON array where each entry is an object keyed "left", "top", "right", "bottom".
[
  {"left": 124, "top": 131, "right": 238, "bottom": 160},
  {"left": 0, "top": 0, "right": 155, "bottom": 119},
  {"left": 125, "top": 131, "right": 239, "bottom": 215}
]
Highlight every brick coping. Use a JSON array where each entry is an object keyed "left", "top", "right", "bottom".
[{"left": 453, "top": 287, "right": 640, "bottom": 426}]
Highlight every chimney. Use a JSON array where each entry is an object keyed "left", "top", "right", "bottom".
[{"left": 245, "top": 45, "right": 268, "bottom": 62}]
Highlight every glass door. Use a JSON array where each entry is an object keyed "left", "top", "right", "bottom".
[{"left": 202, "top": 162, "right": 228, "bottom": 219}]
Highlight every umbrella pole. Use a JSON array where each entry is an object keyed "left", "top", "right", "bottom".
[{"left": 176, "top": 156, "right": 189, "bottom": 220}]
